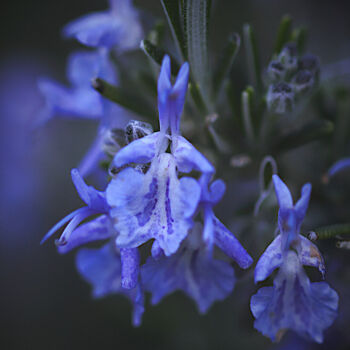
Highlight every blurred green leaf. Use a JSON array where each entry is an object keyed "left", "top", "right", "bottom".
[
  {"left": 291, "top": 27, "right": 307, "bottom": 54},
  {"left": 273, "top": 120, "right": 334, "bottom": 153},
  {"left": 309, "top": 223, "right": 350, "bottom": 240},
  {"left": 140, "top": 39, "right": 181, "bottom": 75},
  {"left": 241, "top": 86, "right": 255, "bottom": 143},
  {"left": 189, "top": 82, "right": 208, "bottom": 114},
  {"left": 92, "top": 78, "right": 156, "bottom": 120},
  {"left": 213, "top": 33, "right": 240, "bottom": 99},
  {"left": 160, "top": 0, "right": 187, "bottom": 59},
  {"left": 273, "top": 15, "right": 292, "bottom": 54},
  {"left": 243, "top": 24, "right": 262, "bottom": 92},
  {"left": 147, "top": 20, "right": 166, "bottom": 46},
  {"left": 185, "top": 0, "right": 212, "bottom": 95}
]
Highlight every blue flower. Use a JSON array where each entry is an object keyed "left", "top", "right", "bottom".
[
  {"left": 106, "top": 56, "right": 213, "bottom": 256},
  {"left": 141, "top": 211, "right": 253, "bottom": 312},
  {"left": 41, "top": 169, "right": 143, "bottom": 323},
  {"left": 76, "top": 243, "right": 144, "bottom": 326},
  {"left": 141, "top": 223, "right": 235, "bottom": 313},
  {"left": 38, "top": 50, "right": 114, "bottom": 123},
  {"left": 63, "top": 0, "right": 142, "bottom": 52},
  {"left": 38, "top": 50, "right": 129, "bottom": 176},
  {"left": 251, "top": 175, "right": 338, "bottom": 343},
  {"left": 251, "top": 250, "right": 338, "bottom": 343},
  {"left": 41, "top": 168, "right": 110, "bottom": 246}
]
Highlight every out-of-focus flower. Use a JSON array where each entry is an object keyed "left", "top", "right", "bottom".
[
  {"left": 38, "top": 50, "right": 129, "bottom": 176},
  {"left": 265, "top": 43, "right": 320, "bottom": 114},
  {"left": 141, "top": 223, "right": 235, "bottom": 313},
  {"left": 63, "top": 0, "right": 143, "bottom": 52},
  {"left": 251, "top": 175, "right": 338, "bottom": 343},
  {"left": 327, "top": 157, "right": 350, "bottom": 178},
  {"left": 76, "top": 243, "right": 144, "bottom": 326}
]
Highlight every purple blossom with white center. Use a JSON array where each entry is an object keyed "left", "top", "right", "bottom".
[
  {"left": 63, "top": 0, "right": 143, "bottom": 52},
  {"left": 106, "top": 55, "right": 214, "bottom": 256},
  {"left": 251, "top": 175, "right": 338, "bottom": 343}
]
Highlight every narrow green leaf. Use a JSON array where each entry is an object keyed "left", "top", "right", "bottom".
[
  {"left": 308, "top": 223, "right": 350, "bottom": 240},
  {"left": 291, "top": 27, "right": 307, "bottom": 54},
  {"left": 273, "top": 120, "right": 334, "bottom": 153},
  {"left": 213, "top": 33, "right": 240, "bottom": 99},
  {"left": 241, "top": 86, "right": 255, "bottom": 143},
  {"left": 273, "top": 15, "right": 293, "bottom": 54},
  {"left": 185, "top": 0, "right": 211, "bottom": 95},
  {"left": 189, "top": 82, "right": 208, "bottom": 115},
  {"left": 92, "top": 78, "right": 156, "bottom": 120},
  {"left": 243, "top": 24, "right": 262, "bottom": 92},
  {"left": 147, "top": 20, "right": 166, "bottom": 46},
  {"left": 254, "top": 155, "right": 278, "bottom": 216},
  {"left": 160, "top": 0, "right": 187, "bottom": 59},
  {"left": 140, "top": 39, "right": 181, "bottom": 75},
  {"left": 225, "top": 80, "right": 240, "bottom": 127}
]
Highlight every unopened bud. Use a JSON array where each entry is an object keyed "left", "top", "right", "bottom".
[
  {"left": 267, "top": 82, "right": 294, "bottom": 114},
  {"left": 293, "top": 70, "right": 314, "bottom": 95},
  {"left": 125, "top": 120, "right": 153, "bottom": 144}
]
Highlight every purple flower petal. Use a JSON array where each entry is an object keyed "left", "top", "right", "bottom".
[
  {"left": 296, "top": 235, "right": 325, "bottom": 277},
  {"left": 112, "top": 132, "right": 163, "bottom": 168},
  {"left": 107, "top": 153, "right": 200, "bottom": 255},
  {"left": 172, "top": 135, "right": 214, "bottom": 174},
  {"left": 141, "top": 246, "right": 235, "bottom": 313},
  {"left": 120, "top": 248, "right": 140, "bottom": 289},
  {"left": 254, "top": 234, "right": 283, "bottom": 283},
  {"left": 272, "top": 175, "right": 293, "bottom": 210},
  {"left": 213, "top": 218, "right": 253, "bottom": 269},
  {"left": 58, "top": 215, "right": 113, "bottom": 254}
]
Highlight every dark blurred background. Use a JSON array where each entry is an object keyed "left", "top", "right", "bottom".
[{"left": 1, "top": 0, "right": 350, "bottom": 349}]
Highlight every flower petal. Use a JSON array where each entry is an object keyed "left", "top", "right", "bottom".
[
  {"left": 112, "top": 132, "right": 162, "bottom": 168},
  {"left": 294, "top": 183, "right": 312, "bottom": 227},
  {"left": 120, "top": 248, "right": 140, "bottom": 289},
  {"left": 328, "top": 157, "right": 350, "bottom": 177},
  {"left": 297, "top": 235, "right": 325, "bottom": 277},
  {"left": 254, "top": 234, "right": 283, "bottom": 283},
  {"left": 76, "top": 243, "right": 122, "bottom": 298},
  {"left": 38, "top": 78, "right": 103, "bottom": 119},
  {"left": 57, "top": 215, "right": 113, "bottom": 254},
  {"left": 141, "top": 248, "right": 235, "bottom": 313},
  {"left": 172, "top": 135, "right": 214, "bottom": 174},
  {"left": 213, "top": 218, "right": 253, "bottom": 269},
  {"left": 71, "top": 168, "right": 108, "bottom": 212},
  {"left": 272, "top": 175, "right": 293, "bottom": 210},
  {"left": 107, "top": 153, "right": 200, "bottom": 255},
  {"left": 64, "top": 13, "right": 121, "bottom": 48}
]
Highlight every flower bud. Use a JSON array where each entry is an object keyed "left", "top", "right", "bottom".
[
  {"left": 125, "top": 120, "right": 153, "bottom": 144},
  {"left": 267, "top": 82, "right": 294, "bottom": 114}
]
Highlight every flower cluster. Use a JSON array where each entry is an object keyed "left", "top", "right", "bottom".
[
  {"left": 43, "top": 55, "right": 253, "bottom": 324},
  {"left": 38, "top": 1, "right": 342, "bottom": 344},
  {"left": 266, "top": 43, "right": 320, "bottom": 113},
  {"left": 251, "top": 175, "right": 338, "bottom": 343},
  {"left": 38, "top": 0, "right": 142, "bottom": 176}
]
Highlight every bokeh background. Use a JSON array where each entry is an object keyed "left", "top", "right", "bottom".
[{"left": 1, "top": 0, "right": 350, "bottom": 349}]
